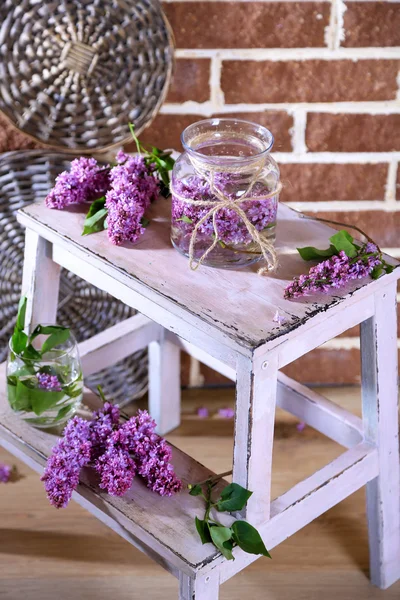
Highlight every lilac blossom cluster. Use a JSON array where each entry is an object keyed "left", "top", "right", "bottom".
[
  {"left": 0, "top": 462, "right": 12, "bottom": 483},
  {"left": 37, "top": 373, "right": 62, "bottom": 392},
  {"left": 45, "top": 157, "right": 110, "bottom": 209},
  {"left": 41, "top": 402, "right": 181, "bottom": 508},
  {"left": 105, "top": 151, "right": 159, "bottom": 245},
  {"left": 171, "top": 175, "right": 278, "bottom": 246},
  {"left": 284, "top": 243, "right": 382, "bottom": 299}
]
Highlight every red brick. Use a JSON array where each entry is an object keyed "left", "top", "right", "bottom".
[
  {"left": 282, "top": 348, "right": 362, "bottom": 385},
  {"left": 163, "top": 2, "right": 330, "bottom": 49},
  {"left": 221, "top": 60, "right": 399, "bottom": 104},
  {"left": 306, "top": 114, "right": 400, "bottom": 152},
  {"left": 280, "top": 163, "right": 388, "bottom": 202},
  {"left": 167, "top": 59, "right": 210, "bottom": 103},
  {"left": 303, "top": 210, "right": 400, "bottom": 248},
  {"left": 0, "top": 113, "right": 40, "bottom": 152},
  {"left": 343, "top": 2, "right": 400, "bottom": 47},
  {"left": 133, "top": 111, "right": 294, "bottom": 152}
]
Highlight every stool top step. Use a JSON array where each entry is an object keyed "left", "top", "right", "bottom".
[
  {"left": 18, "top": 201, "right": 399, "bottom": 354},
  {"left": 0, "top": 365, "right": 229, "bottom": 575}
]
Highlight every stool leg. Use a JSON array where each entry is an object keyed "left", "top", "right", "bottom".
[
  {"left": 21, "top": 230, "right": 61, "bottom": 331},
  {"left": 148, "top": 329, "right": 181, "bottom": 435},
  {"left": 179, "top": 572, "right": 219, "bottom": 600},
  {"left": 233, "top": 353, "right": 278, "bottom": 524},
  {"left": 361, "top": 282, "right": 400, "bottom": 589}
]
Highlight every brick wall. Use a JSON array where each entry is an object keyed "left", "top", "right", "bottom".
[
  {"left": 2, "top": 0, "right": 399, "bottom": 386},
  {"left": 142, "top": 0, "right": 400, "bottom": 386}
]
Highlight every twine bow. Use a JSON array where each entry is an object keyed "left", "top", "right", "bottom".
[{"left": 171, "top": 155, "right": 282, "bottom": 275}]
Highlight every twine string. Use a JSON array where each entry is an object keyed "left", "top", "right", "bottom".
[{"left": 171, "top": 153, "right": 282, "bottom": 275}]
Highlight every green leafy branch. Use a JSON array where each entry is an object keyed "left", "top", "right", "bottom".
[
  {"left": 82, "top": 125, "right": 175, "bottom": 237},
  {"left": 189, "top": 476, "right": 271, "bottom": 561},
  {"left": 297, "top": 229, "right": 394, "bottom": 280},
  {"left": 11, "top": 297, "right": 70, "bottom": 360}
]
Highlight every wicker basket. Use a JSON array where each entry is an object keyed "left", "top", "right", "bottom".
[
  {"left": 0, "top": 0, "right": 174, "bottom": 152},
  {"left": 0, "top": 149, "right": 148, "bottom": 405}
]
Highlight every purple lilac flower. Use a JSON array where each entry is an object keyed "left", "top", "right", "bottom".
[
  {"left": 106, "top": 152, "right": 159, "bottom": 245},
  {"left": 37, "top": 373, "right": 62, "bottom": 392},
  {"left": 41, "top": 416, "right": 92, "bottom": 508},
  {"left": 273, "top": 310, "right": 286, "bottom": 325},
  {"left": 284, "top": 245, "right": 382, "bottom": 299},
  {"left": 218, "top": 407, "right": 235, "bottom": 419},
  {"left": 95, "top": 409, "right": 182, "bottom": 497},
  {"left": 171, "top": 175, "right": 278, "bottom": 246},
  {"left": 0, "top": 463, "right": 12, "bottom": 483},
  {"left": 197, "top": 407, "right": 209, "bottom": 418},
  {"left": 45, "top": 157, "right": 110, "bottom": 209},
  {"left": 89, "top": 402, "right": 120, "bottom": 458}
]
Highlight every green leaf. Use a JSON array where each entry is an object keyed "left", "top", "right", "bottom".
[
  {"left": 189, "top": 484, "right": 203, "bottom": 497},
  {"left": 26, "top": 385, "right": 65, "bottom": 416},
  {"left": 216, "top": 483, "right": 253, "bottom": 513},
  {"left": 195, "top": 517, "right": 212, "bottom": 544},
  {"left": 177, "top": 215, "right": 193, "bottom": 224},
  {"left": 140, "top": 217, "right": 150, "bottom": 228},
  {"left": 62, "top": 380, "right": 83, "bottom": 399},
  {"left": 11, "top": 330, "right": 28, "bottom": 355},
  {"left": 21, "top": 344, "right": 42, "bottom": 360},
  {"left": 329, "top": 230, "right": 358, "bottom": 258},
  {"left": 16, "top": 296, "right": 27, "bottom": 331},
  {"left": 82, "top": 197, "right": 108, "bottom": 236},
  {"left": 41, "top": 328, "right": 70, "bottom": 354},
  {"left": 231, "top": 521, "right": 271, "bottom": 558},
  {"left": 384, "top": 263, "right": 394, "bottom": 275},
  {"left": 210, "top": 525, "right": 234, "bottom": 560},
  {"left": 297, "top": 244, "right": 337, "bottom": 261},
  {"left": 371, "top": 266, "right": 384, "bottom": 280},
  {"left": 54, "top": 404, "right": 74, "bottom": 423},
  {"left": 31, "top": 324, "right": 69, "bottom": 339}
]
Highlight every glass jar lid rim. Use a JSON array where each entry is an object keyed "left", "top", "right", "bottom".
[{"left": 181, "top": 117, "right": 274, "bottom": 160}]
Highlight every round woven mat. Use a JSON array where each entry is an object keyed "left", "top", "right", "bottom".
[
  {"left": 0, "top": 149, "right": 148, "bottom": 405},
  {"left": 0, "top": 0, "right": 173, "bottom": 152}
]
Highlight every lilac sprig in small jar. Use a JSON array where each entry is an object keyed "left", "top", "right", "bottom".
[{"left": 170, "top": 118, "right": 281, "bottom": 270}]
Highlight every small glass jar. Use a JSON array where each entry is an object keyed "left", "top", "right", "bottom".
[
  {"left": 6, "top": 328, "right": 83, "bottom": 428},
  {"left": 171, "top": 118, "right": 280, "bottom": 269}
]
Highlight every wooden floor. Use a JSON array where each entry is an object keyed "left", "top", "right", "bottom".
[{"left": 1, "top": 385, "right": 400, "bottom": 600}]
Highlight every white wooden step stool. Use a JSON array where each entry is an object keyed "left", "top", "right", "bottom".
[{"left": 0, "top": 199, "right": 399, "bottom": 598}]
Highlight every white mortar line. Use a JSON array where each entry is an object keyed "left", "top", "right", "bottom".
[
  {"left": 383, "top": 248, "right": 400, "bottom": 258},
  {"left": 161, "top": 102, "right": 400, "bottom": 115},
  {"left": 285, "top": 200, "right": 397, "bottom": 212},
  {"left": 175, "top": 48, "right": 400, "bottom": 60},
  {"left": 209, "top": 54, "right": 224, "bottom": 110},
  {"left": 385, "top": 158, "right": 399, "bottom": 204},
  {"left": 321, "top": 338, "right": 400, "bottom": 350},
  {"left": 290, "top": 109, "right": 307, "bottom": 154},
  {"left": 396, "top": 68, "right": 400, "bottom": 101},
  {"left": 274, "top": 152, "right": 400, "bottom": 163}
]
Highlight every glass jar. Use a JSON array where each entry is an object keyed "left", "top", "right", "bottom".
[
  {"left": 6, "top": 327, "right": 83, "bottom": 428},
  {"left": 171, "top": 118, "right": 280, "bottom": 269}
]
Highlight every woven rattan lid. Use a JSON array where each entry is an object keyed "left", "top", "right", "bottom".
[{"left": 0, "top": 0, "right": 174, "bottom": 152}]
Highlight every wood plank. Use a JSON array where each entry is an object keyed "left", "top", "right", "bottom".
[
  {"left": 149, "top": 329, "right": 181, "bottom": 435},
  {"left": 21, "top": 229, "right": 61, "bottom": 331},
  {"left": 17, "top": 201, "right": 400, "bottom": 352},
  {"left": 361, "top": 283, "right": 400, "bottom": 589},
  {"left": 79, "top": 314, "right": 160, "bottom": 377},
  {"left": 167, "top": 337, "right": 364, "bottom": 449},
  {"left": 233, "top": 353, "right": 278, "bottom": 524},
  {"left": 203, "top": 442, "right": 379, "bottom": 582},
  {"left": 0, "top": 365, "right": 229, "bottom": 576},
  {"left": 277, "top": 373, "right": 363, "bottom": 448}
]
